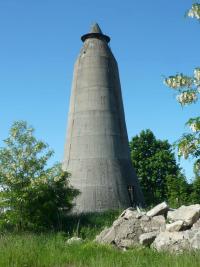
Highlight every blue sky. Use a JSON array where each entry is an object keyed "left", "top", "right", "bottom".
[{"left": 0, "top": 0, "right": 199, "bottom": 181}]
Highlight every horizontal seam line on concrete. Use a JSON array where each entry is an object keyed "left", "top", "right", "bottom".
[
  {"left": 69, "top": 134, "right": 126, "bottom": 137},
  {"left": 64, "top": 157, "right": 129, "bottom": 160},
  {"left": 73, "top": 86, "right": 115, "bottom": 90},
  {"left": 75, "top": 85, "right": 117, "bottom": 89},
  {"left": 68, "top": 110, "right": 118, "bottom": 114}
]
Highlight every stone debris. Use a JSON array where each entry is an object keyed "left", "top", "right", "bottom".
[
  {"left": 96, "top": 206, "right": 166, "bottom": 248},
  {"left": 166, "top": 220, "right": 184, "bottom": 232},
  {"left": 67, "top": 237, "right": 83, "bottom": 244},
  {"left": 167, "top": 204, "right": 200, "bottom": 227},
  {"left": 146, "top": 202, "right": 168, "bottom": 217},
  {"left": 120, "top": 208, "right": 139, "bottom": 220},
  {"left": 95, "top": 203, "right": 200, "bottom": 253},
  {"left": 139, "top": 231, "right": 158, "bottom": 246},
  {"left": 152, "top": 231, "right": 190, "bottom": 253},
  {"left": 192, "top": 218, "right": 200, "bottom": 230},
  {"left": 151, "top": 215, "right": 166, "bottom": 231},
  {"left": 189, "top": 230, "right": 200, "bottom": 250}
]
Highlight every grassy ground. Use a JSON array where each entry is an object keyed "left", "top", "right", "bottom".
[
  {"left": 1, "top": 233, "right": 200, "bottom": 267},
  {"left": 65, "top": 210, "right": 121, "bottom": 239},
  {"left": 1, "top": 211, "right": 200, "bottom": 267}
]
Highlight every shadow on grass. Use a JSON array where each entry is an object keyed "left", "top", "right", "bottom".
[{"left": 63, "top": 210, "right": 121, "bottom": 239}]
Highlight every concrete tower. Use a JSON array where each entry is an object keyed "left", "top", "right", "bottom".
[{"left": 63, "top": 23, "right": 144, "bottom": 213}]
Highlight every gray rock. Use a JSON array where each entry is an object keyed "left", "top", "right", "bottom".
[
  {"left": 192, "top": 218, "right": 200, "bottom": 230},
  {"left": 152, "top": 231, "right": 190, "bottom": 253},
  {"left": 140, "top": 215, "right": 166, "bottom": 233},
  {"left": 95, "top": 227, "right": 116, "bottom": 244},
  {"left": 152, "top": 215, "right": 166, "bottom": 224},
  {"left": 120, "top": 209, "right": 138, "bottom": 220},
  {"left": 113, "top": 217, "right": 125, "bottom": 227},
  {"left": 166, "top": 220, "right": 184, "bottom": 232},
  {"left": 95, "top": 227, "right": 110, "bottom": 243},
  {"left": 152, "top": 228, "right": 200, "bottom": 252},
  {"left": 67, "top": 237, "right": 83, "bottom": 244},
  {"left": 139, "top": 231, "right": 158, "bottom": 246},
  {"left": 146, "top": 202, "right": 168, "bottom": 217},
  {"left": 114, "top": 217, "right": 142, "bottom": 247},
  {"left": 120, "top": 207, "right": 134, "bottom": 217},
  {"left": 95, "top": 204, "right": 200, "bottom": 252},
  {"left": 96, "top": 210, "right": 165, "bottom": 248},
  {"left": 136, "top": 212, "right": 146, "bottom": 219},
  {"left": 167, "top": 204, "right": 200, "bottom": 227},
  {"left": 183, "top": 228, "right": 200, "bottom": 250},
  {"left": 140, "top": 215, "right": 150, "bottom": 222},
  {"left": 190, "top": 230, "right": 200, "bottom": 250},
  {"left": 152, "top": 215, "right": 166, "bottom": 231}
]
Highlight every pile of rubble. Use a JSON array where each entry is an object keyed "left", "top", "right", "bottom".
[{"left": 95, "top": 202, "right": 200, "bottom": 253}]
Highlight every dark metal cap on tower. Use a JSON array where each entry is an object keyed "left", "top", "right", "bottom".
[{"left": 81, "top": 23, "right": 110, "bottom": 43}]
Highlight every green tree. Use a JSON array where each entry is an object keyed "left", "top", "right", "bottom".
[
  {"left": 130, "top": 129, "right": 189, "bottom": 207},
  {"left": 0, "top": 121, "right": 78, "bottom": 231},
  {"left": 165, "top": 174, "right": 192, "bottom": 208},
  {"left": 191, "top": 176, "right": 200, "bottom": 204},
  {"left": 164, "top": 3, "right": 200, "bottom": 203},
  {"left": 164, "top": 3, "right": 200, "bottom": 177}
]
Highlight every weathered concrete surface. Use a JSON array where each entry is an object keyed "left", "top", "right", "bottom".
[
  {"left": 120, "top": 208, "right": 140, "bottom": 220},
  {"left": 167, "top": 204, "right": 200, "bottom": 227},
  {"left": 146, "top": 202, "right": 168, "bottom": 217},
  {"left": 95, "top": 209, "right": 165, "bottom": 248},
  {"left": 63, "top": 23, "right": 144, "bottom": 213},
  {"left": 95, "top": 203, "right": 200, "bottom": 252},
  {"left": 166, "top": 220, "right": 184, "bottom": 232},
  {"left": 192, "top": 218, "right": 200, "bottom": 230},
  {"left": 152, "top": 231, "right": 190, "bottom": 253},
  {"left": 139, "top": 231, "right": 158, "bottom": 246},
  {"left": 152, "top": 228, "right": 200, "bottom": 252}
]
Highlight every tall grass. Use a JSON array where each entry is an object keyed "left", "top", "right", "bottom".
[
  {"left": 0, "top": 233, "right": 200, "bottom": 267},
  {"left": 1, "top": 211, "right": 200, "bottom": 267},
  {"left": 64, "top": 210, "right": 121, "bottom": 239}
]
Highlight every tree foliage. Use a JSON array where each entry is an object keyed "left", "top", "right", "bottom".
[
  {"left": 164, "top": 3, "right": 200, "bottom": 200},
  {"left": 130, "top": 129, "right": 189, "bottom": 207},
  {"left": 164, "top": 3, "right": 200, "bottom": 167},
  {"left": 0, "top": 121, "right": 78, "bottom": 231},
  {"left": 187, "top": 3, "right": 200, "bottom": 20}
]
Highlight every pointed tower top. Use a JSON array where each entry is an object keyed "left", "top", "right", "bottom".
[
  {"left": 90, "top": 23, "right": 102, "bottom": 34},
  {"left": 81, "top": 23, "right": 110, "bottom": 43}
]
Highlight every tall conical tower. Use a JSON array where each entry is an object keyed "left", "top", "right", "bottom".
[{"left": 63, "top": 23, "right": 144, "bottom": 213}]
